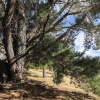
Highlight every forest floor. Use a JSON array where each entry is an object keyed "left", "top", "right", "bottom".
[{"left": 0, "top": 69, "right": 100, "bottom": 100}]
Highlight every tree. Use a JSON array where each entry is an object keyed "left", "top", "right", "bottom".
[
  {"left": 25, "top": 34, "right": 60, "bottom": 78},
  {"left": 0, "top": 0, "right": 100, "bottom": 82},
  {"left": 1, "top": 0, "right": 26, "bottom": 81},
  {"left": 52, "top": 49, "right": 100, "bottom": 84}
]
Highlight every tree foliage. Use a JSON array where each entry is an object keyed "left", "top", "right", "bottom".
[
  {"left": 0, "top": 0, "right": 100, "bottom": 82},
  {"left": 53, "top": 50, "right": 100, "bottom": 84}
]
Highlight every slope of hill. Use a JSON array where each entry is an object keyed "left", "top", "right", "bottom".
[{"left": 0, "top": 69, "right": 99, "bottom": 100}]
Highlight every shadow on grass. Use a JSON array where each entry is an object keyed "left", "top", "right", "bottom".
[
  {"left": 0, "top": 70, "right": 98, "bottom": 100},
  {"left": 0, "top": 79, "right": 95, "bottom": 100}
]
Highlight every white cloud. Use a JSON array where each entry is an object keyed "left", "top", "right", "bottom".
[
  {"left": 74, "top": 31, "right": 84, "bottom": 52},
  {"left": 55, "top": 3, "right": 64, "bottom": 12},
  {"left": 74, "top": 31, "right": 100, "bottom": 57},
  {"left": 85, "top": 49, "right": 100, "bottom": 57}
]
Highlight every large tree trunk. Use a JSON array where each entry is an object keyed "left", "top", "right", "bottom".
[
  {"left": 15, "top": 0, "right": 26, "bottom": 81},
  {"left": 2, "top": 0, "right": 26, "bottom": 82},
  {"left": 2, "top": 0, "right": 17, "bottom": 81}
]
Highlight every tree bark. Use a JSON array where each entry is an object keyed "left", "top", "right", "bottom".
[
  {"left": 15, "top": 0, "right": 26, "bottom": 81},
  {"left": 43, "top": 66, "right": 46, "bottom": 78},
  {"left": 2, "top": 0, "right": 26, "bottom": 82},
  {"left": 2, "top": 0, "right": 16, "bottom": 81}
]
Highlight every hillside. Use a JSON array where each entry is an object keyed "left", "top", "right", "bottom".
[{"left": 0, "top": 69, "right": 99, "bottom": 100}]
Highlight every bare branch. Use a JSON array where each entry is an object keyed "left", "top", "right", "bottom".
[
  {"left": 0, "top": 0, "right": 6, "bottom": 10},
  {"left": 50, "top": 0, "right": 70, "bottom": 23}
]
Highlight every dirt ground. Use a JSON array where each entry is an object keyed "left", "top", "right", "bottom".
[{"left": 0, "top": 69, "right": 99, "bottom": 100}]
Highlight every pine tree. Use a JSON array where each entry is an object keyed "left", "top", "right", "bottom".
[{"left": 0, "top": 0, "right": 100, "bottom": 82}]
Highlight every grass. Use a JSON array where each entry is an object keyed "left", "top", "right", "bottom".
[{"left": 0, "top": 69, "right": 99, "bottom": 100}]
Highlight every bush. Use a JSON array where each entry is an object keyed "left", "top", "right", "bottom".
[
  {"left": 87, "top": 75, "right": 100, "bottom": 96},
  {"left": 25, "top": 62, "right": 35, "bottom": 69}
]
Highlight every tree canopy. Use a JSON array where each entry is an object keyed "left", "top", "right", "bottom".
[{"left": 0, "top": 0, "right": 100, "bottom": 82}]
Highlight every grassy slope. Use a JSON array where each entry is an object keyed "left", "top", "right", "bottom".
[{"left": 0, "top": 69, "right": 99, "bottom": 100}]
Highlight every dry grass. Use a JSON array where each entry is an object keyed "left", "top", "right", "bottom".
[
  {"left": 0, "top": 69, "right": 99, "bottom": 100},
  {"left": 27, "top": 69, "right": 83, "bottom": 92}
]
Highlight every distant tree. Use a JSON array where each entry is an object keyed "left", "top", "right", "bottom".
[{"left": 52, "top": 50, "right": 100, "bottom": 84}]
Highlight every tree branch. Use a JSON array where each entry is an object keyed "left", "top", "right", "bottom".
[{"left": 0, "top": 0, "right": 6, "bottom": 10}]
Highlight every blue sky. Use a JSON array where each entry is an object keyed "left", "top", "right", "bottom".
[
  {"left": 63, "top": 15, "right": 100, "bottom": 57},
  {"left": 74, "top": 31, "right": 100, "bottom": 57},
  {"left": 74, "top": 14, "right": 100, "bottom": 57},
  {"left": 55, "top": 2, "right": 100, "bottom": 57}
]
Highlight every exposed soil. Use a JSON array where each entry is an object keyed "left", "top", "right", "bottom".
[{"left": 0, "top": 69, "right": 99, "bottom": 100}]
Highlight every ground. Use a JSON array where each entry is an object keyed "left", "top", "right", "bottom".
[{"left": 0, "top": 69, "right": 99, "bottom": 100}]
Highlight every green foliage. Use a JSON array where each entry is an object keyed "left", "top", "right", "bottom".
[
  {"left": 52, "top": 47, "right": 70, "bottom": 57},
  {"left": 52, "top": 47, "right": 74, "bottom": 84},
  {"left": 25, "top": 61, "right": 35, "bottom": 69},
  {"left": 87, "top": 75, "right": 100, "bottom": 96},
  {"left": 37, "top": 2, "right": 50, "bottom": 23},
  {"left": 53, "top": 66, "right": 64, "bottom": 84},
  {"left": 71, "top": 56, "right": 100, "bottom": 96},
  {"left": 73, "top": 56, "right": 99, "bottom": 77},
  {"left": 94, "top": 0, "right": 100, "bottom": 2},
  {"left": 26, "top": 34, "right": 59, "bottom": 69},
  {"left": 52, "top": 49, "right": 100, "bottom": 84}
]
